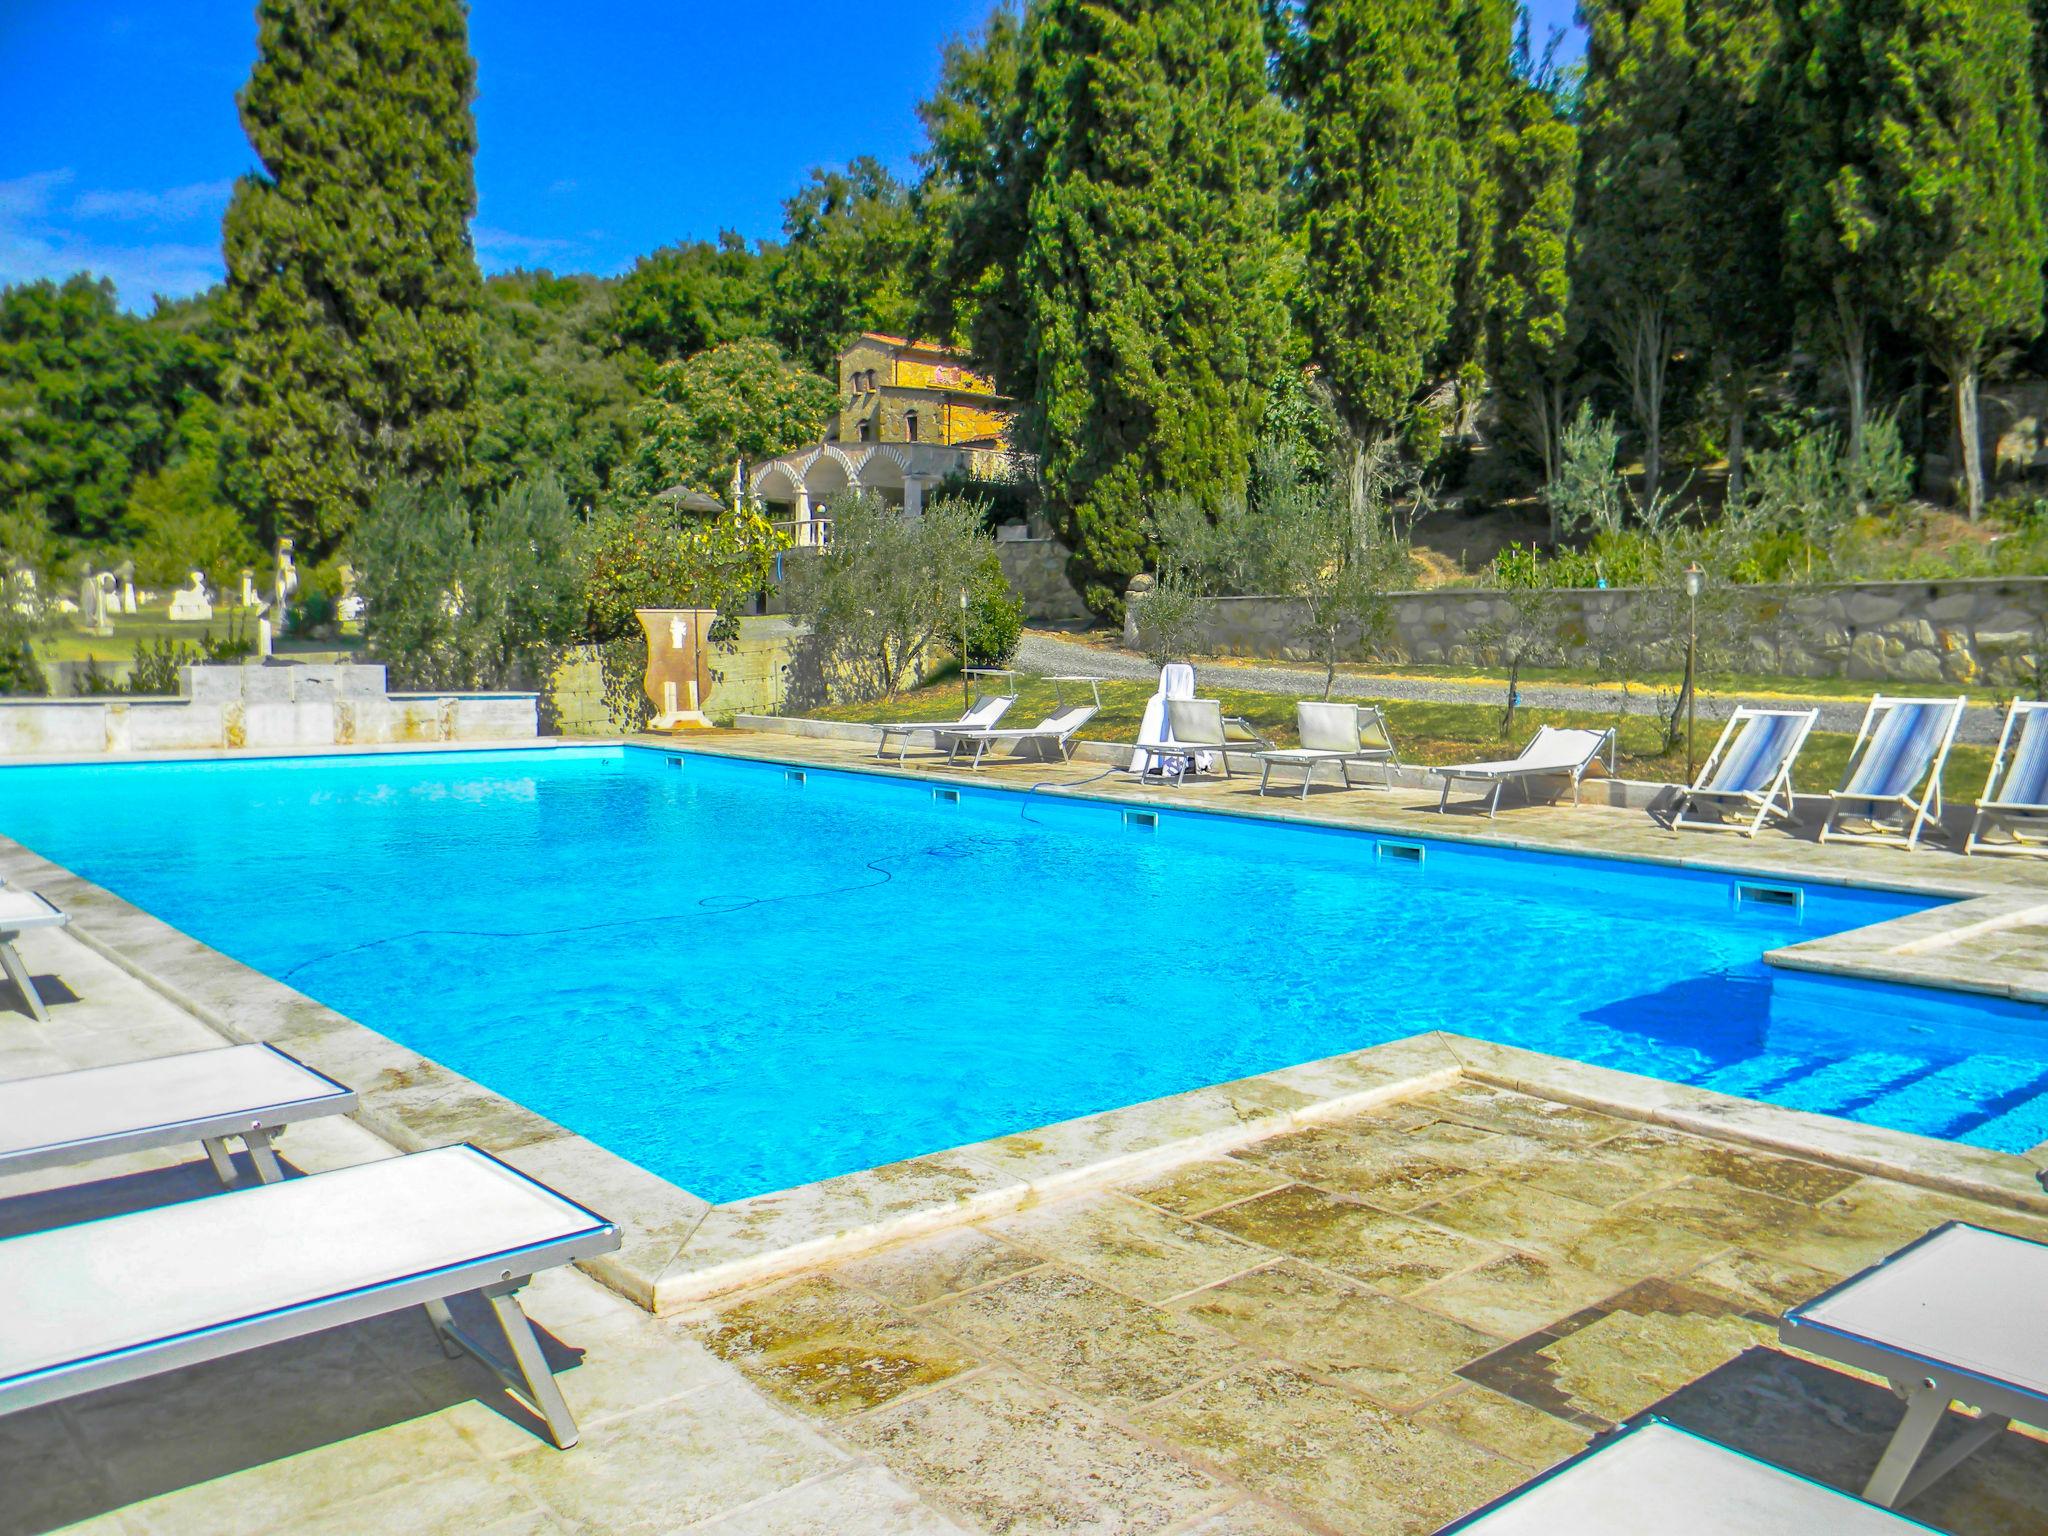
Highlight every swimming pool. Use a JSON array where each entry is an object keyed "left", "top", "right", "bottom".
[{"left": 6, "top": 745, "right": 2045, "bottom": 1200}]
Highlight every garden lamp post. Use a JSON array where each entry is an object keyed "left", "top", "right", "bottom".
[
  {"left": 960, "top": 589, "right": 971, "bottom": 711},
  {"left": 1683, "top": 563, "right": 1704, "bottom": 781}
]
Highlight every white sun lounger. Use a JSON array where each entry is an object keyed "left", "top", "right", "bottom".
[
  {"left": 1778, "top": 1221, "right": 2048, "bottom": 1508},
  {"left": 1135, "top": 698, "right": 1270, "bottom": 785},
  {"left": 0, "top": 888, "right": 69, "bottom": 1023},
  {"left": 0, "top": 1044, "right": 355, "bottom": 1186},
  {"left": 1965, "top": 698, "right": 2048, "bottom": 857},
  {"left": 1255, "top": 702, "right": 1400, "bottom": 798},
  {"left": 1819, "top": 695, "right": 1965, "bottom": 851},
  {"left": 941, "top": 676, "right": 1102, "bottom": 769},
  {"left": 1435, "top": 725, "right": 1614, "bottom": 817},
  {"left": 1436, "top": 1417, "right": 1937, "bottom": 1533},
  {"left": 0, "top": 1144, "right": 621, "bottom": 1448},
  {"left": 1672, "top": 707, "right": 1818, "bottom": 837},
  {"left": 876, "top": 680, "right": 1017, "bottom": 763}
]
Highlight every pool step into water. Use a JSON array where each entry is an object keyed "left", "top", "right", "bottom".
[{"left": 1766, "top": 1051, "right": 1934, "bottom": 1118}]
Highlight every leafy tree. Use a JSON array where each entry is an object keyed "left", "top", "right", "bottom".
[
  {"left": 1298, "top": 0, "right": 1462, "bottom": 455},
  {"left": 964, "top": 548, "right": 1025, "bottom": 667},
  {"left": 581, "top": 506, "right": 790, "bottom": 642},
  {"left": 914, "top": 5, "right": 1033, "bottom": 360},
  {"left": 770, "top": 159, "right": 920, "bottom": 372},
  {"left": 1471, "top": 559, "right": 1567, "bottom": 738},
  {"left": 780, "top": 493, "right": 1008, "bottom": 699},
  {"left": 1876, "top": 0, "right": 2045, "bottom": 520},
  {"left": 224, "top": 0, "right": 485, "bottom": 554},
  {"left": 1573, "top": 0, "right": 1693, "bottom": 505},
  {"left": 1490, "top": 30, "right": 1579, "bottom": 506},
  {"left": 623, "top": 338, "right": 835, "bottom": 501},
  {"left": 1439, "top": 0, "right": 1518, "bottom": 433},
  {"left": 1680, "top": 0, "right": 1790, "bottom": 505},
  {"left": 1011, "top": 0, "right": 1292, "bottom": 616},
  {"left": 0, "top": 276, "right": 214, "bottom": 546},
  {"left": 350, "top": 474, "right": 584, "bottom": 691},
  {"left": 610, "top": 235, "right": 778, "bottom": 361},
  {"left": 1547, "top": 404, "right": 1626, "bottom": 540},
  {"left": 474, "top": 271, "right": 640, "bottom": 506}
]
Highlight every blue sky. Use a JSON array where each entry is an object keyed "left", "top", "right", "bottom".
[{"left": 1, "top": 0, "right": 1583, "bottom": 311}]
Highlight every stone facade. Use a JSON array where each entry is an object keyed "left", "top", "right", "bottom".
[
  {"left": 0, "top": 662, "right": 538, "bottom": 756},
  {"left": 995, "top": 535, "right": 1090, "bottom": 624},
  {"left": 1127, "top": 577, "right": 2048, "bottom": 688}
]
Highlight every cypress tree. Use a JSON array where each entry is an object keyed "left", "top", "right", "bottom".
[
  {"left": 1297, "top": 0, "right": 1463, "bottom": 451},
  {"left": 224, "top": 0, "right": 484, "bottom": 553},
  {"left": 1014, "top": 0, "right": 1290, "bottom": 616},
  {"left": 1439, "top": 0, "right": 1519, "bottom": 434},
  {"left": 1574, "top": 0, "right": 1694, "bottom": 506},
  {"left": 1681, "top": 0, "right": 1789, "bottom": 506},
  {"left": 1875, "top": 0, "right": 2044, "bottom": 519}
]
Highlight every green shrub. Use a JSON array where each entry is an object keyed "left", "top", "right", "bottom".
[{"left": 963, "top": 550, "right": 1023, "bottom": 668}]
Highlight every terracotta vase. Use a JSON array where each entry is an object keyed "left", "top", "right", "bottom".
[{"left": 636, "top": 608, "right": 717, "bottom": 729}]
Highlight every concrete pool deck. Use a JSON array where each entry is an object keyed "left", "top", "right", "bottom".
[{"left": 0, "top": 728, "right": 2045, "bottom": 1532}]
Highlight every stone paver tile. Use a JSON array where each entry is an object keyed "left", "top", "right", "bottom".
[
  {"left": 1136, "top": 1362, "right": 1524, "bottom": 1536},
  {"left": 1197, "top": 1183, "right": 1500, "bottom": 1295},
  {"left": 985, "top": 1192, "right": 1272, "bottom": 1303},
  {"left": 1816, "top": 1178, "right": 2048, "bottom": 1251},
  {"left": 1404, "top": 1082, "right": 1631, "bottom": 1146},
  {"left": 1413, "top": 1249, "right": 1621, "bottom": 1338},
  {"left": 1685, "top": 1248, "right": 1844, "bottom": 1314},
  {"left": 689, "top": 1463, "right": 972, "bottom": 1535},
  {"left": 1415, "top": 1179, "right": 1609, "bottom": 1257},
  {"left": 1512, "top": 1146, "right": 1678, "bottom": 1209},
  {"left": 1556, "top": 1207, "right": 1733, "bottom": 1284},
  {"left": 846, "top": 1368, "right": 1224, "bottom": 1536},
  {"left": 1232, "top": 1125, "right": 1499, "bottom": 1212},
  {"left": 1410, "top": 1384, "right": 1591, "bottom": 1472},
  {"left": 695, "top": 1275, "right": 978, "bottom": 1419},
  {"left": 835, "top": 1228, "right": 1045, "bottom": 1310},
  {"left": 1902, "top": 1423, "right": 2048, "bottom": 1536},
  {"left": 1173, "top": 1259, "right": 1499, "bottom": 1411},
  {"left": 1593, "top": 1128, "right": 1859, "bottom": 1205},
  {"left": 1541, "top": 1304, "right": 1775, "bottom": 1425},
  {"left": 1120, "top": 1159, "right": 1290, "bottom": 1219},
  {"left": 1614, "top": 1177, "right": 1819, "bottom": 1245},
  {"left": 1168, "top": 1500, "right": 1321, "bottom": 1535},
  {"left": 930, "top": 1265, "right": 1244, "bottom": 1409},
  {"left": 190, "top": 1464, "right": 557, "bottom": 1536},
  {"left": 0, "top": 1402, "right": 119, "bottom": 1536},
  {"left": 502, "top": 1378, "right": 843, "bottom": 1535}
]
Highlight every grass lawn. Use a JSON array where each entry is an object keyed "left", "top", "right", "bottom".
[
  {"left": 810, "top": 673, "right": 1997, "bottom": 804},
  {"left": 36, "top": 610, "right": 361, "bottom": 669}
]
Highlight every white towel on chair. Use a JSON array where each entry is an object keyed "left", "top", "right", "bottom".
[{"left": 1132, "top": 663, "right": 1206, "bottom": 775}]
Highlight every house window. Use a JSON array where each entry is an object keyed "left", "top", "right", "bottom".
[
  {"left": 905, "top": 410, "right": 920, "bottom": 442},
  {"left": 858, "top": 417, "right": 872, "bottom": 442}
]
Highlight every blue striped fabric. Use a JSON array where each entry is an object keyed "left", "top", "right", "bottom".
[
  {"left": 1995, "top": 706, "right": 2048, "bottom": 808},
  {"left": 1843, "top": 702, "right": 1947, "bottom": 799},
  {"left": 1704, "top": 712, "right": 1800, "bottom": 794}
]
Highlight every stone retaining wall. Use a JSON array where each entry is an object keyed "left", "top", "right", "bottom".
[
  {"left": 995, "top": 536, "right": 1090, "bottom": 623},
  {"left": 0, "top": 661, "right": 537, "bottom": 756},
  {"left": 1129, "top": 577, "right": 2047, "bottom": 688}
]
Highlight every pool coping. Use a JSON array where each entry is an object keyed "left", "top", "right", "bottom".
[{"left": 7, "top": 735, "right": 2047, "bottom": 1316}]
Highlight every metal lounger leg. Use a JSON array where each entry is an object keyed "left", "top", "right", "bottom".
[
  {"left": 1895, "top": 1410, "right": 2011, "bottom": 1507},
  {"left": 242, "top": 1126, "right": 285, "bottom": 1184},
  {"left": 486, "top": 1286, "right": 582, "bottom": 1450},
  {"left": 1863, "top": 1380, "right": 1953, "bottom": 1507},
  {"left": 422, "top": 1297, "right": 465, "bottom": 1359},
  {"left": 0, "top": 938, "right": 46, "bottom": 1022},
  {"left": 201, "top": 1136, "right": 238, "bottom": 1186},
  {"left": 1259, "top": 761, "right": 1274, "bottom": 796}
]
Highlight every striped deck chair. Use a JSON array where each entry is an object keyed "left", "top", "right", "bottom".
[
  {"left": 1965, "top": 698, "right": 2048, "bottom": 857},
  {"left": 1671, "top": 707, "right": 1818, "bottom": 837},
  {"left": 1819, "top": 695, "right": 1965, "bottom": 851}
]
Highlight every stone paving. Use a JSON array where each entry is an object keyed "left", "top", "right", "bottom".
[{"left": 2, "top": 732, "right": 2046, "bottom": 1534}]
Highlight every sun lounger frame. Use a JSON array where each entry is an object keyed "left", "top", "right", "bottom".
[
  {"left": 1135, "top": 699, "right": 1271, "bottom": 786},
  {"left": 1255, "top": 703, "right": 1401, "bottom": 799},
  {"left": 875, "top": 677, "right": 1018, "bottom": 764},
  {"left": 1434, "top": 726, "right": 1615, "bottom": 818},
  {"left": 0, "top": 1144, "right": 621, "bottom": 1449},
  {"left": 1965, "top": 697, "right": 2048, "bottom": 857},
  {"left": 0, "top": 1043, "right": 356, "bottom": 1185},
  {"left": 0, "top": 889, "right": 69, "bottom": 1023},
  {"left": 1818, "top": 695, "right": 1965, "bottom": 852},
  {"left": 1671, "top": 706, "right": 1818, "bottom": 838},
  {"left": 1779, "top": 1221, "right": 2048, "bottom": 1509},
  {"left": 940, "top": 676, "right": 1102, "bottom": 770}
]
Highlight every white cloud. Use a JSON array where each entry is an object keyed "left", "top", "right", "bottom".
[
  {"left": 546, "top": 178, "right": 578, "bottom": 196},
  {"left": 471, "top": 222, "right": 583, "bottom": 266},
  {"left": 0, "top": 167, "right": 222, "bottom": 307},
  {"left": 71, "top": 179, "right": 234, "bottom": 224}
]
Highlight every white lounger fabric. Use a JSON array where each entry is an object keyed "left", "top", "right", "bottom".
[
  {"left": 1435, "top": 726, "right": 1612, "bottom": 816},
  {"left": 1967, "top": 699, "right": 2048, "bottom": 856},
  {"left": 1442, "top": 1420, "right": 1936, "bottom": 1533},
  {"left": 0, "top": 1044, "right": 353, "bottom": 1174},
  {"left": 876, "top": 693, "right": 1014, "bottom": 761},
  {"left": 1130, "top": 662, "right": 1198, "bottom": 772},
  {"left": 0, "top": 1145, "right": 607, "bottom": 1392}
]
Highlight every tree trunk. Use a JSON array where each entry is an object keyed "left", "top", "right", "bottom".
[
  {"left": 1955, "top": 356, "right": 1985, "bottom": 522},
  {"left": 1836, "top": 287, "right": 1868, "bottom": 467},
  {"left": 1726, "top": 397, "right": 1747, "bottom": 509},
  {"left": 1606, "top": 300, "right": 1668, "bottom": 508}
]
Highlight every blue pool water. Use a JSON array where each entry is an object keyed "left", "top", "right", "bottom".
[{"left": 5, "top": 745, "right": 2046, "bottom": 1201}]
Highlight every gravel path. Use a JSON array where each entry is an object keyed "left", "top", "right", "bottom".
[{"left": 1015, "top": 632, "right": 2006, "bottom": 744}]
